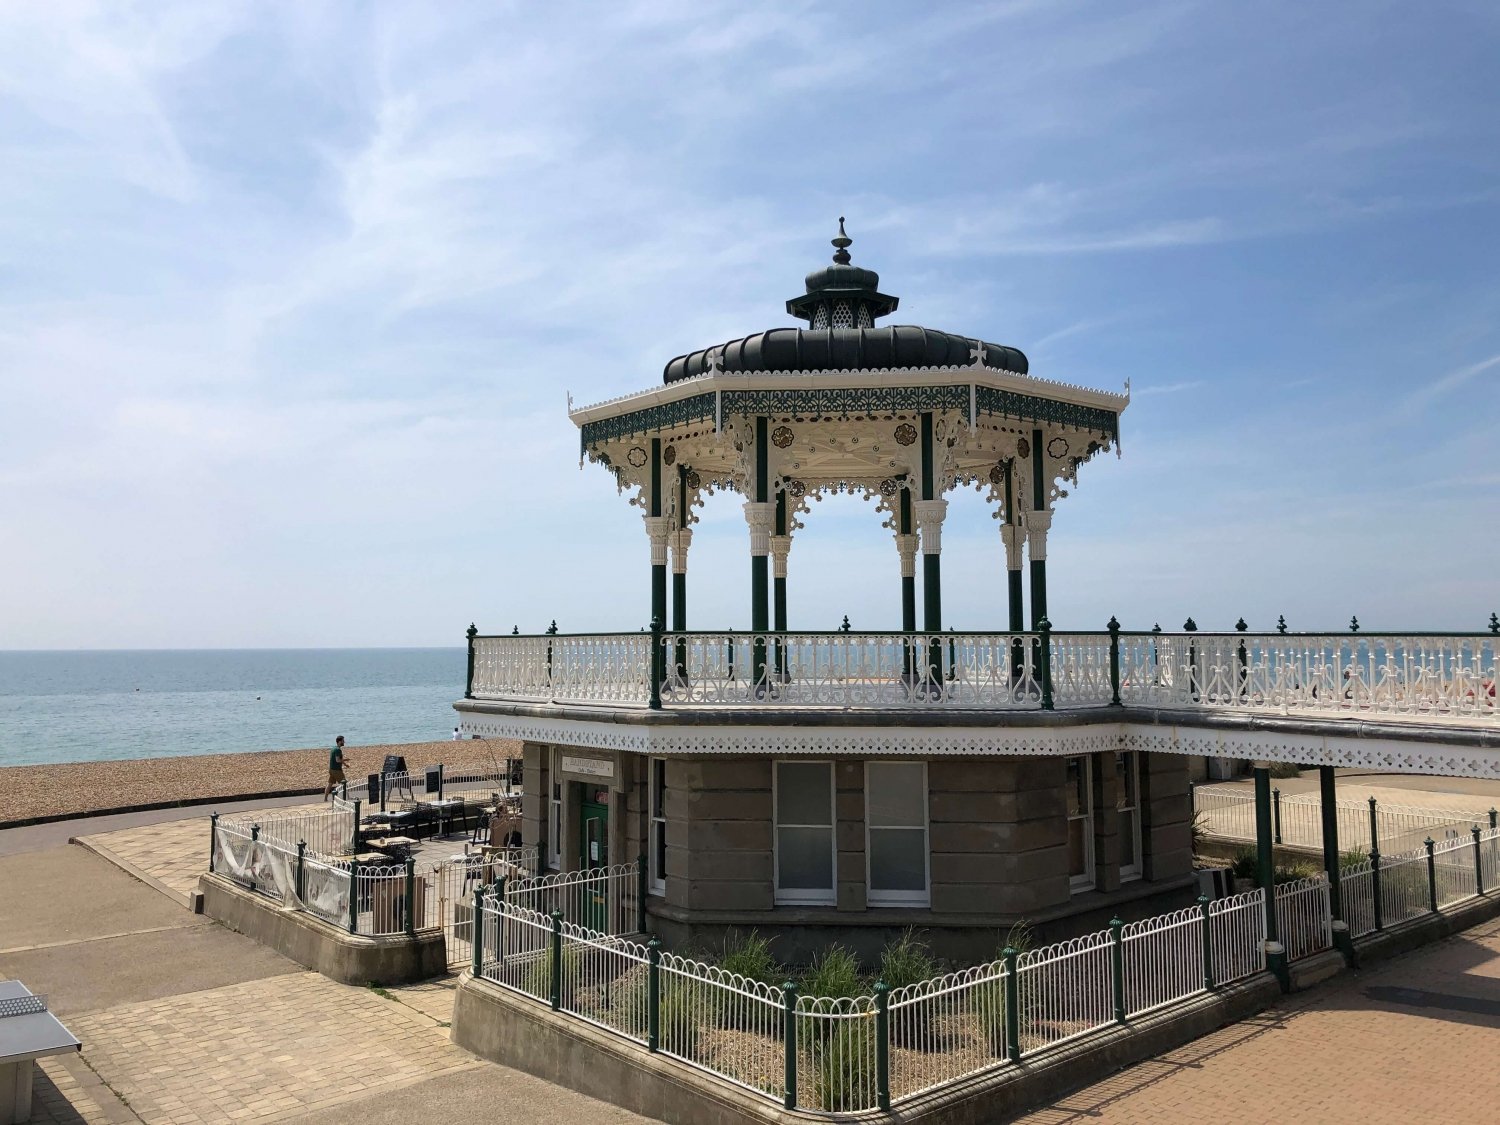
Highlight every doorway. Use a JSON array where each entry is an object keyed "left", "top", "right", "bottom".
[{"left": 580, "top": 789, "right": 611, "bottom": 930}]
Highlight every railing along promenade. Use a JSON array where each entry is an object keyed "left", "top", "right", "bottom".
[{"left": 465, "top": 623, "right": 1500, "bottom": 721}]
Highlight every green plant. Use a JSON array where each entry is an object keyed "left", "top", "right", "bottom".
[
  {"left": 800, "top": 944, "right": 865, "bottom": 1000},
  {"left": 1340, "top": 848, "right": 1371, "bottom": 870},
  {"left": 720, "top": 929, "right": 779, "bottom": 984},
  {"left": 1002, "top": 919, "right": 1035, "bottom": 957},
  {"left": 1191, "top": 809, "right": 1210, "bottom": 853},
  {"left": 810, "top": 1018, "right": 878, "bottom": 1112},
  {"left": 878, "top": 930, "right": 937, "bottom": 990},
  {"left": 1230, "top": 848, "right": 1259, "bottom": 881},
  {"left": 520, "top": 943, "right": 582, "bottom": 1004},
  {"left": 1273, "top": 860, "right": 1320, "bottom": 885},
  {"left": 1268, "top": 761, "right": 1303, "bottom": 779}
]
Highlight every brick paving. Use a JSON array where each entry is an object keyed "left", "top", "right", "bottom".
[{"left": 1018, "top": 914, "right": 1500, "bottom": 1124}]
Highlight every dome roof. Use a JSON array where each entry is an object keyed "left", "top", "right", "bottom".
[
  {"left": 663, "top": 219, "right": 1028, "bottom": 384},
  {"left": 664, "top": 325, "right": 1028, "bottom": 383}
]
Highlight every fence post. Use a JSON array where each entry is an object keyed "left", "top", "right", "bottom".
[
  {"left": 637, "top": 853, "right": 648, "bottom": 934},
  {"left": 649, "top": 616, "right": 664, "bottom": 711},
  {"left": 1368, "top": 797, "right": 1380, "bottom": 856},
  {"left": 495, "top": 876, "right": 507, "bottom": 968},
  {"left": 1475, "top": 827, "right": 1486, "bottom": 896},
  {"left": 296, "top": 840, "right": 306, "bottom": 902},
  {"left": 249, "top": 825, "right": 260, "bottom": 893},
  {"left": 874, "top": 980, "right": 891, "bottom": 1112},
  {"left": 351, "top": 799, "right": 361, "bottom": 855},
  {"left": 348, "top": 858, "right": 360, "bottom": 934},
  {"left": 1107, "top": 616, "right": 1122, "bottom": 706},
  {"left": 1199, "top": 895, "right": 1215, "bottom": 991},
  {"left": 208, "top": 812, "right": 219, "bottom": 873},
  {"left": 1002, "top": 946, "right": 1021, "bottom": 1062},
  {"left": 1038, "top": 617, "right": 1054, "bottom": 711},
  {"left": 465, "top": 622, "right": 478, "bottom": 699},
  {"left": 647, "top": 939, "right": 661, "bottom": 1052},
  {"left": 1491, "top": 808, "right": 1498, "bottom": 831},
  {"left": 550, "top": 911, "right": 564, "bottom": 1011},
  {"left": 781, "top": 982, "right": 798, "bottom": 1110},
  {"left": 1273, "top": 788, "right": 1283, "bottom": 845},
  {"left": 1109, "top": 917, "right": 1126, "bottom": 1024},
  {"left": 472, "top": 886, "right": 485, "bottom": 977},
  {"left": 1370, "top": 850, "right": 1383, "bottom": 931},
  {"left": 1425, "top": 838, "right": 1438, "bottom": 913},
  {"left": 404, "top": 857, "right": 416, "bottom": 936}
]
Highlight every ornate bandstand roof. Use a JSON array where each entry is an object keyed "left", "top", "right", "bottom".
[{"left": 569, "top": 220, "right": 1129, "bottom": 524}]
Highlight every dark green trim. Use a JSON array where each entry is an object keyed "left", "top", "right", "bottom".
[
  {"left": 773, "top": 577, "right": 787, "bottom": 634},
  {"left": 671, "top": 573, "right": 686, "bottom": 632},
  {"left": 1003, "top": 459, "right": 1015, "bottom": 523},
  {"left": 651, "top": 438, "right": 666, "bottom": 630},
  {"left": 1029, "top": 559, "right": 1048, "bottom": 631},
  {"left": 578, "top": 384, "right": 1120, "bottom": 454},
  {"left": 919, "top": 413, "right": 935, "bottom": 501},
  {"left": 923, "top": 554, "right": 941, "bottom": 633},
  {"left": 755, "top": 417, "right": 769, "bottom": 501},
  {"left": 1007, "top": 571, "right": 1024, "bottom": 634},
  {"left": 902, "top": 577, "right": 916, "bottom": 633},
  {"left": 1254, "top": 767, "right": 1290, "bottom": 991},
  {"left": 1030, "top": 427, "right": 1045, "bottom": 511}
]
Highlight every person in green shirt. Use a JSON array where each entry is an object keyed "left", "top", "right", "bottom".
[{"left": 325, "top": 735, "right": 347, "bottom": 800}]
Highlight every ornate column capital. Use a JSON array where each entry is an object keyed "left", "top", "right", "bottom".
[
  {"left": 643, "top": 515, "right": 671, "bottom": 567},
  {"left": 671, "top": 527, "right": 693, "bottom": 575},
  {"left": 912, "top": 499, "right": 949, "bottom": 555},
  {"left": 1025, "top": 508, "right": 1053, "bottom": 562},
  {"left": 999, "top": 523, "right": 1025, "bottom": 571},
  {"left": 769, "top": 535, "right": 792, "bottom": 580},
  {"left": 896, "top": 533, "right": 918, "bottom": 579},
  {"left": 743, "top": 501, "right": 775, "bottom": 557}
]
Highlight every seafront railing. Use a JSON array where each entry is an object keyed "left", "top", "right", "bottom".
[{"left": 465, "top": 626, "right": 1499, "bottom": 721}]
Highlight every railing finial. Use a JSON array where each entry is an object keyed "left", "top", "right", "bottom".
[
  {"left": 1489, "top": 611, "right": 1498, "bottom": 635},
  {"left": 467, "top": 622, "right": 478, "bottom": 640},
  {"left": 1349, "top": 615, "right": 1360, "bottom": 633},
  {"left": 1277, "top": 614, "right": 1288, "bottom": 634},
  {"left": 1107, "top": 615, "right": 1120, "bottom": 633},
  {"left": 1183, "top": 617, "right": 1197, "bottom": 632},
  {"left": 547, "top": 620, "right": 559, "bottom": 635},
  {"left": 1235, "top": 617, "right": 1248, "bottom": 632},
  {"left": 840, "top": 615, "right": 851, "bottom": 633},
  {"left": 512, "top": 625, "right": 519, "bottom": 635},
  {"left": 1152, "top": 622, "right": 1162, "bottom": 635}
]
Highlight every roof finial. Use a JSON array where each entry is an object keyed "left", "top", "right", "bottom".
[{"left": 831, "top": 216, "right": 852, "bottom": 265}]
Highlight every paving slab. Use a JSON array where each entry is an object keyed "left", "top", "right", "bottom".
[{"left": 0, "top": 847, "right": 200, "bottom": 950}]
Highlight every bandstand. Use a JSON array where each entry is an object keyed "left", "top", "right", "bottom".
[{"left": 456, "top": 224, "right": 1200, "bottom": 959}]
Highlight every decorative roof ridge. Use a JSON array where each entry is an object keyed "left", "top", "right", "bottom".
[{"left": 570, "top": 364, "right": 1125, "bottom": 421}]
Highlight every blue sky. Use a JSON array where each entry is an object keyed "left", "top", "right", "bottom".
[{"left": 2, "top": 1, "right": 1497, "bottom": 648}]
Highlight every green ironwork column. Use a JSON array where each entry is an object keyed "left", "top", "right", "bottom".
[
  {"left": 772, "top": 488, "right": 789, "bottom": 633},
  {"left": 898, "top": 482, "right": 917, "bottom": 633},
  {"left": 464, "top": 623, "right": 477, "bottom": 699},
  {"left": 1254, "top": 763, "right": 1290, "bottom": 991},
  {"left": 671, "top": 465, "right": 690, "bottom": 680},
  {"left": 1002, "top": 460, "right": 1025, "bottom": 632},
  {"left": 916, "top": 412, "right": 946, "bottom": 689},
  {"left": 649, "top": 438, "right": 667, "bottom": 630},
  {"left": 748, "top": 418, "right": 772, "bottom": 686},
  {"left": 1319, "top": 766, "right": 1354, "bottom": 964},
  {"left": 1028, "top": 428, "right": 1050, "bottom": 630}
]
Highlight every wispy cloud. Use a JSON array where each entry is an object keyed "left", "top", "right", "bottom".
[{"left": 1404, "top": 353, "right": 1500, "bottom": 411}]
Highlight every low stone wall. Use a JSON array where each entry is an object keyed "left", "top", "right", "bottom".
[
  {"left": 451, "top": 971, "right": 1277, "bottom": 1125},
  {"left": 199, "top": 874, "right": 446, "bottom": 985}
]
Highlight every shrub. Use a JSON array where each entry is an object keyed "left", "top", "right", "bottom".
[
  {"left": 800, "top": 944, "right": 865, "bottom": 1000},
  {"left": 1191, "top": 809, "right": 1210, "bottom": 853},
  {"left": 810, "top": 1018, "right": 878, "bottom": 1112},
  {"left": 520, "top": 943, "right": 582, "bottom": 1005},
  {"left": 1273, "top": 861, "right": 1320, "bottom": 885},
  {"left": 1268, "top": 761, "right": 1304, "bottom": 779},
  {"left": 878, "top": 930, "right": 937, "bottom": 990},
  {"left": 1230, "top": 848, "right": 1259, "bottom": 881},
  {"left": 1340, "top": 848, "right": 1371, "bottom": 870},
  {"left": 720, "top": 929, "right": 779, "bottom": 984}
]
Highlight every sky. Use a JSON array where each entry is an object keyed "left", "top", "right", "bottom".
[{"left": 2, "top": 0, "right": 1498, "bottom": 649}]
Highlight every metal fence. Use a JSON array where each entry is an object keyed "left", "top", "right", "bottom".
[
  {"left": 504, "top": 863, "right": 643, "bottom": 936},
  {"left": 1338, "top": 826, "right": 1500, "bottom": 940},
  {"left": 221, "top": 803, "right": 357, "bottom": 859},
  {"left": 1193, "top": 784, "right": 1490, "bottom": 857},
  {"left": 472, "top": 885, "right": 1274, "bottom": 1115},
  {"left": 1273, "top": 875, "right": 1332, "bottom": 962}
]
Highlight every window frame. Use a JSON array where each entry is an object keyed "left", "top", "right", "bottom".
[
  {"left": 648, "top": 756, "right": 667, "bottom": 896},
  {"left": 772, "top": 759, "right": 836, "bottom": 906},
  {"left": 864, "top": 760, "right": 931, "bottom": 908},
  {"left": 547, "top": 745, "right": 563, "bottom": 871},
  {"left": 1066, "top": 755, "right": 1095, "bottom": 893},
  {"left": 1117, "top": 751, "right": 1143, "bottom": 883}
]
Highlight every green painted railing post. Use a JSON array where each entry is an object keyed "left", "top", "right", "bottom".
[
  {"left": 647, "top": 939, "right": 661, "bottom": 1052},
  {"left": 1425, "top": 838, "right": 1438, "bottom": 913},
  {"left": 1370, "top": 850, "right": 1383, "bottom": 931},
  {"left": 248, "top": 825, "right": 259, "bottom": 893},
  {"left": 781, "top": 982, "right": 798, "bottom": 1110},
  {"left": 1038, "top": 617, "right": 1054, "bottom": 711},
  {"left": 1273, "top": 788, "right": 1283, "bottom": 845},
  {"left": 348, "top": 858, "right": 360, "bottom": 934},
  {"left": 351, "top": 799, "right": 361, "bottom": 855},
  {"left": 550, "top": 911, "right": 564, "bottom": 1011},
  {"left": 1473, "top": 827, "right": 1485, "bottom": 896},
  {"left": 1199, "top": 895, "right": 1215, "bottom": 990},
  {"left": 472, "top": 886, "right": 485, "bottom": 977},
  {"left": 1002, "top": 946, "right": 1021, "bottom": 1062},
  {"left": 1107, "top": 616, "right": 1122, "bottom": 705},
  {"left": 296, "top": 840, "right": 306, "bottom": 902},
  {"left": 1235, "top": 617, "right": 1248, "bottom": 700},
  {"left": 404, "top": 857, "right": 416, "bottom": 936},
  {"left": 649, "top": 617, "right": 664, "bottom": 710},
  {"left": 1368, "top": 797, "right": 1380, "bottom": 856},
  {"left": 1490, "top": 808, "right": 1497, "bottom": 831},
  {"left": 637, "top": 853, "right": 648, "bottom": 933},
  {"left": 208, "top": 812, "right": 219, "bottom": 873},
  {"left": 875, "top": 981, "right": 891, "bottom": 1112},
  {"left": 1109, "top": 917, "right": 1126, "bottom": 1024},
  {"left": 465, "top": 623, "right": 478, "bottom": 699}
]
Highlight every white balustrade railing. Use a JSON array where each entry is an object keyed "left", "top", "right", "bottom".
[
  {"left": 659, "top": 632, "right": 1043, "bottom": 709},
  {"left": 470, "top": 633, "right": 652, "bottom": 703}
]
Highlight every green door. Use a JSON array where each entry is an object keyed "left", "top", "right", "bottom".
[{"left": 580, "top": 793, "right": 610, "bottom": 929}]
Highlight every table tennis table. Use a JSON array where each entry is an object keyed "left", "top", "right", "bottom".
[{"left": 0, "top": 981, "right": 79, "bottom": 1125}]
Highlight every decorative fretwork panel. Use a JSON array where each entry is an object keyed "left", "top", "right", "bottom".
[{"left": 471, "top": 635, "right": 651, "bottom": 704}]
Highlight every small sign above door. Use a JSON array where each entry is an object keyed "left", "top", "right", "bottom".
[{"left": 562, "top": 755, "right": 614, "bottom": 779}]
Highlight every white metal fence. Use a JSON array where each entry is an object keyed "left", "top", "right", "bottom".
[
  {"left": 1273, "top": 875, "right": 1332, "bottom": 962},
  {"left": 504, "top": 863, "right": 642, "bottom": 936},
  {"left": 1193, "top": 784, "right": 1490, "bottom": 857},
  {"left": 221, "top": 804, "right": 357, "bottom": 859}
]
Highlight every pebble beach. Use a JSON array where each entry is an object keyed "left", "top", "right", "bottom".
[{"left": 0, "top": 737, "right": 522, "bottom": 827}]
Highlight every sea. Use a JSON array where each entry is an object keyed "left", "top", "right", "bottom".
[{"left": 0, "top": 649, "right": 466, "bottom": 768}]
